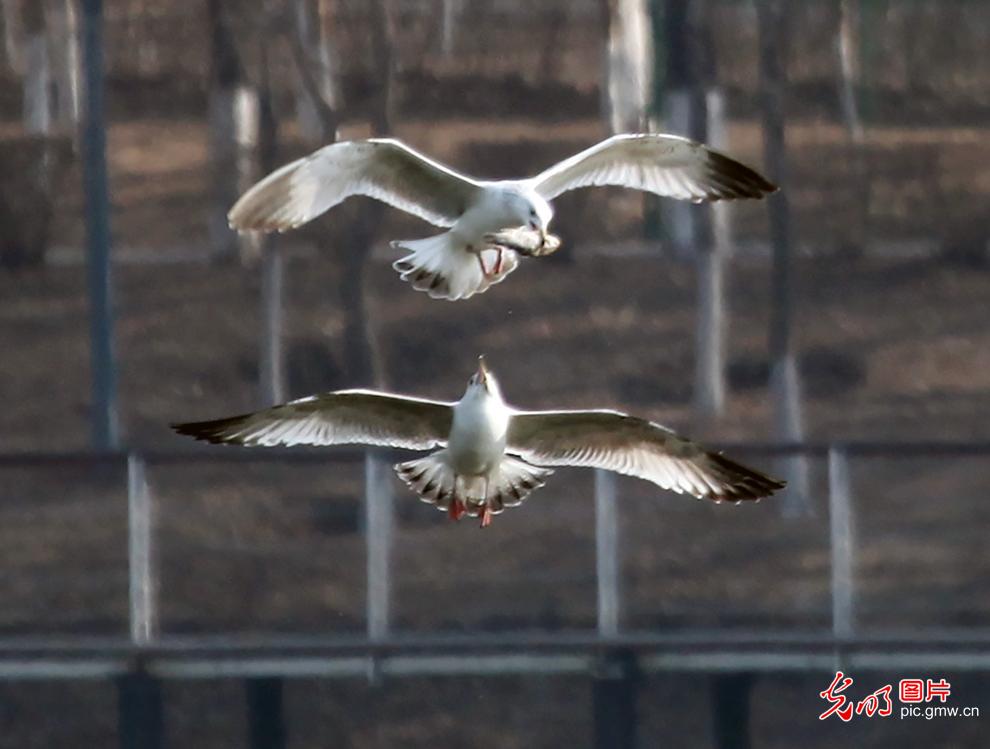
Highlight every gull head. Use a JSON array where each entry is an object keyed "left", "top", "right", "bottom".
[
  {"left": 504, "top": 190, "right": 553, "bottom": 245},
  {"left": 465, "top": 355, "right": 504, "bottom": 401}
]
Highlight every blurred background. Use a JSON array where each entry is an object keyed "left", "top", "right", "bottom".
[{"left": 0, "top": 0, "right": 988, "bottom": 746}]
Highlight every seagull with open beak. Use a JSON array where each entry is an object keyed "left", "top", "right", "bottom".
[
  {"left": 444, "top": 355, "right": 512, "bottom": 526},
  {"left": 172, "top": 357, "right": 785, "bottom": 528}
]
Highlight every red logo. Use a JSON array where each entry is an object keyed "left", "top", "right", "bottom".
[
  {"left": 819, "top": 671, "right": 855, "bottom": 722},
  {"left": 855, "top": 685, "right": 893, "bottom": 717},
  {"left": 820, "top": 672, "right": 953, "bottom": 721},
  {"left": 927, "top": 678, "right": 951, "bottom": 703},
  {"left": 899, "top": 678, "right": 924, "bottom": 704}
]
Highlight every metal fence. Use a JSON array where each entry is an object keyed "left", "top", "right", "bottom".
[
  {"left": 2, "top": 443, "right": 989, "bottom": 746},
  {"left": 0, "top": 442, "right": 990, "bottom": 678},
  {"left": 0, "top": 443, "right": 990, "bottom": 746}
]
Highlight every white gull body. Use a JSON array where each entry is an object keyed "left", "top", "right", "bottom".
[
  {"left": 173, "top": 359, "right": 785, "bottom": 528},
  {"left": 447, "top": 366, "right": 511, "bottom": 478}
]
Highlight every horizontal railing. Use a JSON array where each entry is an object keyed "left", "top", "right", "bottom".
[
  {"left": 3, "top": 631, "right": 990, "bottom": 680},
  {"left": 1, "top": 442, "right": 989, "bottom": 681}
]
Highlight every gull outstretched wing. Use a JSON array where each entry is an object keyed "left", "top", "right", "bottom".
[
  {"left": 508, "top": 409, "right": 784, "bottom": 502},
  {"left": 527, "top": 133, "right": 777, "bottom": 203},
  {"left": 172, "top": 390, "right": 453, "bottom": 450},
  {"left": 228, "top": 138, "right": 484, "bottom": 232}
]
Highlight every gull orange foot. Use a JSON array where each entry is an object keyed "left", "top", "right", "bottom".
[{"left": 448, "top": 498, "right": 466, "bottom": 521}]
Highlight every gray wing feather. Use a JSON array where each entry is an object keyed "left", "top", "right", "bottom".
[
  {"left": 527, "top": 133, "right": 777, "bottom": 203},
  {"left": 173, "top": 390, "right": 453, "bottom": 450},
  {"left": 507, "top": 409, "right": 784, "bottom": 502},
  {"left": 228, "top": 138, "right": 483, "bottom": 232}
]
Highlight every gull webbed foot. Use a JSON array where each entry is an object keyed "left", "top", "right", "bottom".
[
  {"left": 492, "top": 248, "right": 504, "bottom": 276},
  {"left": 474, "top": 247, "right": 504, "bottom": 281},
  {"left": 448, "top": 498, "right": 466, "bottom": 521}
]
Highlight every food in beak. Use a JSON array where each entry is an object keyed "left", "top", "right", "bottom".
[{"left": 484, "top": 226, "right": 562, "bottom": 258}]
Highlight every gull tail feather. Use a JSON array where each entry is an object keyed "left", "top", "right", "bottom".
[
  {"left": 391, "top": 232, "right": 518, "bottom": 301},
  {"left": 481, "top": 456, "right": 554, "bottom": 515},
  {"left": 394, "top": 451, "right": 553, "bottom": 517},
  {"left": 394, "top": 450, "right": 460, "bottom": 511}
]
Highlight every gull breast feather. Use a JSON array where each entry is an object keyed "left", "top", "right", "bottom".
[
  {"left": 228, "top": 138, "right": 484, "bottom": 232},
  {"left": 526, "top": 133, "right": 778, "bottom": 203},
  {"left": 172, "top": 390, "right": 454, "bottom": 450},
  {"left": 507, "top": 409, "right": 785, "bottom": 502}
]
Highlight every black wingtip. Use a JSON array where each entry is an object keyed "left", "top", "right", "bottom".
[
  {"left": 170, "top": 415, "right": 247, "bottom": 445},
  {"left": 707, "top": 451, "right": 787, "bottom": 502},
  {"left": 170, "top": 420, "right": 216, "bottom": 443},
  {"left": 705, "top": 150, "right": 779, "bottom": 201}
]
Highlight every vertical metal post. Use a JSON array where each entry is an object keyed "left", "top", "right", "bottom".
[
  {"left": 711, "top": 673, "right": 754, "bottom": 749},
  {"left": 440, "top": 0, "right": 463, "bottom": 56},
  {"left": 259, "top": 241, "right": 285, "bottom": 406},
  {"left": 857, "top": 0, "right": 883, "bottom": 126},
  {"left": 365, "top": 452, "right": 393, "bottom": 641},
  {"left": 707, "top": 88, "right": 730, "bottom": 252},
  {"left": 592, "top": 651, "right": 638, "bottom": 749},
  {"left": 772, "top": 357, "right": 810, "bottom": 517},
  {"left": 246, "top": 677, "right": 286, "bottom": 749},
  {"left": 837, "top": 0, "right": 864, "bottom": 143},
  {"left": 117, "top": 672, "right": 164, "bottom": 749},
  {"left": 643, "top": 0, "right": 666, "bottom": 239},
  {"left": 257, "top": 45, "right": 284, "bottom": 407},
  {"left": 595, "top": 469, "right": 620, "bottom": 638},
  {"left": 695, "top": 88, "right": 727, "bottom": 418},
  {"left": 22, "top": 2, "right": 51, "bottom": 135},
  {"left": 81, "top": 0, "right": 118, "bottom": 449},
  {"left": 757, "top": 0, "right": 812, "bottom": 517},
  {"left": 757, "top": 0, "right": 793, "bottom": 363},
  {"left": 662, "top": 90, "right": 694, "bottom": 257},
  {"left": 695, "top": 247, "right": 724, "bottom": 418},
  {"left": 828, "top": 446, "right": 855, "bottom": 638},
  {"left": 128, "top": 454, "right": 156, "bottom": 644},
  {"left": 52, "top": 0, "right": 83, "bottom": 128}
]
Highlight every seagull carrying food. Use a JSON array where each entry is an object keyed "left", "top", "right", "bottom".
[
  {"left": 228, "top": 134, "right": 777, "bottom": 301},
  {"left": 172, "top": 358, "right": 785, "bottom": 528}
]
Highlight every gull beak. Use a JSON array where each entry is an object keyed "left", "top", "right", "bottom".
[
  {"left": 476, "top": 355, "right": 490, "bottom": 384},
  {"left": 529, "top": 221, "right": 547, "bottom": 248}
]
